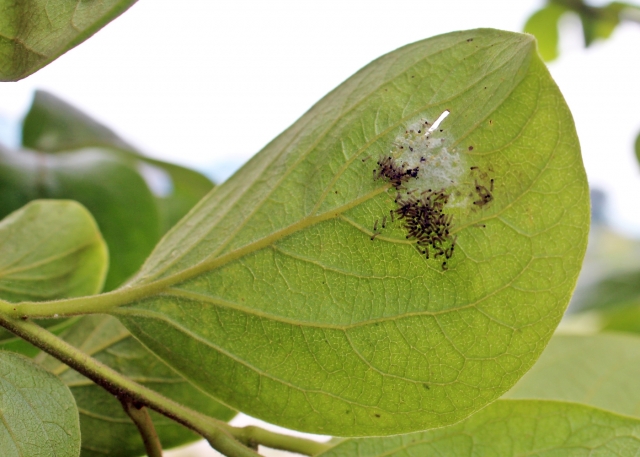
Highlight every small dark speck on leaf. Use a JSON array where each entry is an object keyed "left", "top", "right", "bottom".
[
  {"left": 375, "top": 414, "right": 381, "bottom": 418},
  {"left": 489, "top": 119, "right": 494, "bottom": 125},
  {"left": 467, "top": 38, "right": 473, "bottom": 42},
  {"left": 468, "top": 146, "right": 474, "bottom": 151},
  {"left": 423, "top": 383, "right": 430, "bottom": 390}
]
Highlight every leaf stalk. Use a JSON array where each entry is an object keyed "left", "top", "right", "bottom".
[{"left": 0, "top": 314, "right": 330, "bottom": 457}]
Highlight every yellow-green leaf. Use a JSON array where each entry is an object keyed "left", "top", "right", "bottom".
[{"left": 115, "top": 29, "right": 589, "bottom": 436}]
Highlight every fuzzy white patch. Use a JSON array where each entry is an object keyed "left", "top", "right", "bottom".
[{"left": 390, "top": 111, "right": 467, "bottom": 205}]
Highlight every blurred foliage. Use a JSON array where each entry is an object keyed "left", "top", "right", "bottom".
[
  {"left": 0, "top": 89, "right": 225, "bottom": 455},
  {"left": 525, "top": 0, "right": 640, "bottom": 61},
  {"left": 0, "top": 91, "right": 214, "bottom": 290},
  {"left": 525, "top": 1, "right": 640, "bottom": 339},
  {"left": 564, "top": 196, "right": 640, "bottom": 335}
]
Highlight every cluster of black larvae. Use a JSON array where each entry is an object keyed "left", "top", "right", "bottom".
[
  {"left": 374, "top": 156, "right": 419, "bottom": 187},
  {"left": 393, "top": 190, "right": 456, "bottom": 269},
  {"left": 374, "top": 154, "right": 457, "bottom": 270},
  {"left": 469, "top": 167, "right": 494, "bottom": 207}
]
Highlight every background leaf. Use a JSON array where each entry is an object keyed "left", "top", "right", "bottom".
[
  {"left": 22, "top": 90, "right": 135, "bottom": 153},
  {"left": 0, "top": 198, "right": 107, "bottom": 355},
  {"left": 37, "top": 315, "right": 235, "bottom": 457},
  {"left": 505, "top": 333, "right": 640, "bottom": 418},
  {"left": 523, "top": 3, "right": 567, "bottom": 61},
  {"left": 22, "top": 90, "right": 215, "bottom": 236},
  {"left": 0, "top": 146, "right": 161, "bottom": 290},
  {"left": 115, "top": 29, "right": 589, "bottom": 436},
  {"left": 316, "top": 400, "right": 640, "bottom": 457},
  {"left": 599, "top": 304, "right": 640, "bottom": 334},
  {"left": 0, "top": 0, "right": 137, "bottom": 81},
  {"left": 0, "top": 351, "right": 80, "bottom": 457},
  {"left": 572, "top": 269, "right": 640, "bottom": 313},
  {"left": 0, "top": 199, "right": 107, "bottom": 302},
  {"left": 523, "top": 1, "right": 640, "bottom": 59}
]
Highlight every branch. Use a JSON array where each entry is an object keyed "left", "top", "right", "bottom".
[
  {"left": 0, "top": 314, "right": 331, "bottom": 456},
  {"left": 121, "top": 398, "right": 163, "bottom": 457}
]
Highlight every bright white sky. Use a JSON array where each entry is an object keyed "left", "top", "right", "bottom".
[{"left": 1, "top": 1, "right": 640, "bottom": 453}]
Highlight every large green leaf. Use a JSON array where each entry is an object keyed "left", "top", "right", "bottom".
[
  {"left": 37, "top": 315, "right": 235, "bottom": 457},
  {"left": 115, "top": 29, "right": 589, "bottom": 436},
  {"left": 22, "top": 90, "right": 215, "bottom": 233},
  {"left": 505, "top": 333, "right": 640, "bottom": 418},
  {"left": 0, "top": 146, "right": 160, "bottom": 290},
  {"left": 316, "top": 400, "right": 640, "bottom": 457},
  {"left": 0, "top": 351, "right": 80, "bottom": 456},
  {"left": 0, "top": 0, "right": 137, "bottom": 81},
  {"left": 0, "top": 199, "right": 107, "bottom": 303}
]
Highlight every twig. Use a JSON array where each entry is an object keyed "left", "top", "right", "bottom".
[{"left": 121, "top": 398, "right": 163, "bottom": 457}]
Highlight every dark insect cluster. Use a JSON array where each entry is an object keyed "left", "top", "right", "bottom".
[
  {"left": 374, "top": 156, "right": 420, "bottom": 187},
  {"left": 473, "top": 178, "right": 493, "bottom": 206},
  {"left": 393, "top": 189, "right": 457, "bottom": 270},
  {"left": 373, "top": 154, "right": 456, "bottom": 270},
  {"left": 470, "top": 167, "right": 494, "bottom": 207}
]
